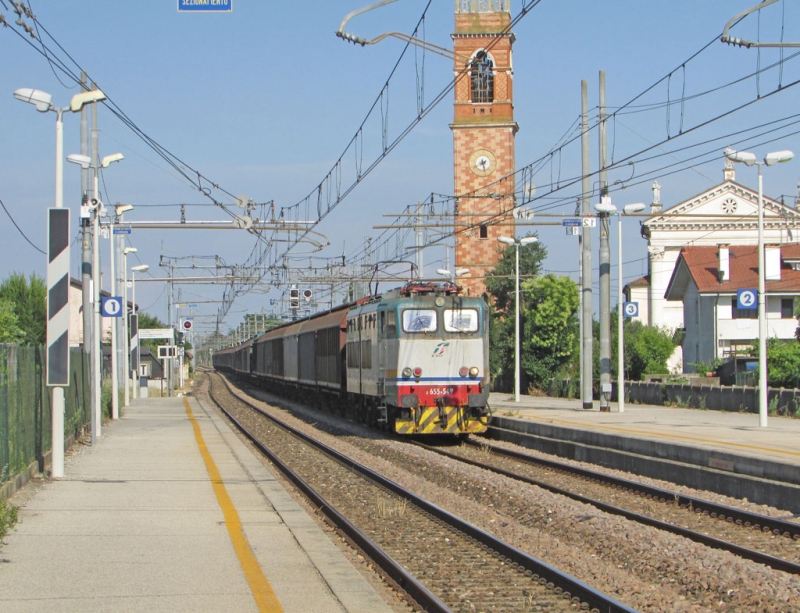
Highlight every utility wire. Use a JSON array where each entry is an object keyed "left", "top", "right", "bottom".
[{"left": 0, "top": 197, "right": 46, "bottom": 255}]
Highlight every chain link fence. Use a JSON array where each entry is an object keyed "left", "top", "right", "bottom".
[{"left": 0, "top": 345, "right": 90, "bottom": 484}]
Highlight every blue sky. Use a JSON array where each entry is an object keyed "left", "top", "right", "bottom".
[{"left": 2, "top": 0, "right": 800, "bottom": 337}]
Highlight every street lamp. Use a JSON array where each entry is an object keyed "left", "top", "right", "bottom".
[
  {"left": 497, "top": 235, "right": 539, "bottom": 402},
  {"left": 122, "top": 247, "right": 137, "bottom": 407},
  {"left": 107, "top": 204, "right": 133, "bottom": 420},
  {"left": 14, "top": 86, "right": 105, "bottom": 478},
  {"left": 131, "top": 264, "right": 149, "bottom": 400},
  {"left": 724, "top": 147, "right": 794, "bottom": 428},
  {"left": 436, "top": 267, "right": 470, "bottom": 284},
  {"left": 595, "top": 199, "right": 646, "bottom": 413},
  {"left": 66, "top": 152, "right": 124, "bottom": 441}
]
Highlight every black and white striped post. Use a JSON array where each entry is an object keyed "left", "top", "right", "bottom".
[
  {"left": 47, "top": 208, "right": 70, "bottom": 478},
  {"left": 129, "top": 313, "right": 138, "bottom": 397}
]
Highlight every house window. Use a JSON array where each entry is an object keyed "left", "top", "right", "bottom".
[
  {"left": 470, "top": 51, "right": 494, "bottom": 103},
  {"left": 479, "top": 224, "right": 488, "bottom": 239},
  {"left": 781, "top": 298, "right": 795, "bottom": 319},
  {"left": 731, "top": 298, "right": 757, "bottom": 319}
]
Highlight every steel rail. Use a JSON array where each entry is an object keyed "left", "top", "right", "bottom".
[
  {"left": 208, "top": 374, "right": 639, "bottom": 613},
  {"left": 417, "top": 439, "right": 800, "bottom": 575}
]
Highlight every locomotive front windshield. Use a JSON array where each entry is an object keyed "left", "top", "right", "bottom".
[
  {"left": 403, "top": 309, "right": 437, "bottom": 332},
  {"left": 401, "top": 307, "right": 480, "bottom": 335},
  {"left": 444, "top": 308, "right": 478, "bottom": 332}
]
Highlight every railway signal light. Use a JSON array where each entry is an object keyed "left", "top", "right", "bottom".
[
  {"left": 289, "top": 287, "right": 299, "bottom": 308},
  {"left": 182, "top": 319, "right": 193, "bottom": 331},
  {"left": 303, "top": 289, "right": 312, "bottom": 302}
]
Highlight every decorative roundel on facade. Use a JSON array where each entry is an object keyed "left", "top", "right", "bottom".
[{"left": 721, "top": 198, "right": 738, "bottom": 214}]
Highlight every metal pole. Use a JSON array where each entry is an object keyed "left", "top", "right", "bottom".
[
  {"left": 92, "top": 175, "right": 102, "bottom": 439},
  {"left": 757, "top": 164, "right": 768, "bottom": 428},
  {"left": 598, "top": 72, "right": 611, "bottom": 411},
  {"left": 580, "top": 80, "right": 593, "bottom": 409},
  {"left": 51, "top": 108, "right": 65, "bottom": 479},
  {"left": 123, "top": 253, "right": 130, "bottom": 407},
  {"left": 109, "top": 216, "right": 119, "bottom": 420},
  {"left": 90, "top": 91, "right": 101, "bottom": 442},
  {"left": 513, "top": 242, "right": 521, "bottom": 403},
  {"left": 617, "top": 214, "right": 625, "bottom": 413},
  {"left": 132, "top": 271, "right": 138, "bottom": 398}
]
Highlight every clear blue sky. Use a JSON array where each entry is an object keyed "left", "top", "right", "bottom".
[{"left": 2, "top": 0, "right": 799, "bottom": 336}]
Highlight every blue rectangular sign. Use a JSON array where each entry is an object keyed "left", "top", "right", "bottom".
[
  {"left": 178, "top": 0, "right": 232, "bottom": 11},
  {"left": 562, "top": 218, "right": 581, "bottom": 227},
  {"left": 113, "top": 228, "right": 131, "bottom": 234},
  {"left": 737, "top": 288, "right": 758, "bottom": 310}
]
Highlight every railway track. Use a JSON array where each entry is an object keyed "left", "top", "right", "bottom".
[
  {"left": 206, "top": 371, "right": 638, "bottom": 613},
  {"left": 417, "top": 438, "right": 800, "bottom": 575}
]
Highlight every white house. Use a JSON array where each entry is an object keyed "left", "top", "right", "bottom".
[
  {"left": 68, "top": 278, "right": 134, "bottom": 347},
  {"left": 664, "top": 244, "right": 800, "bottom": 369},
  {"left": 624, "top": 164, "right": 800, "bottom": 371}
]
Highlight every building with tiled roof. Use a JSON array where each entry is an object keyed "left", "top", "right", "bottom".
[
  {"left": 664, "top": 245, "right": 800, "bottom": 368},
  {"left": 626, "top": 163, "right": 800, "bottom": 371}
]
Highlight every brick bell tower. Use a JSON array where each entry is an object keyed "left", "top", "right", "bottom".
[{"left": 452, "top": 0, "right": 517, "bottom": 297}]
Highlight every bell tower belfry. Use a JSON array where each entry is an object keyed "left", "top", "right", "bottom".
[{"left": 452, "top": 0, "right": 517, "bottom": 297}]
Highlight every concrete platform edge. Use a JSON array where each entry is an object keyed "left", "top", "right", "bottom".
[{"left": 488, "top": 419, "right": 800, "bottom": 514}]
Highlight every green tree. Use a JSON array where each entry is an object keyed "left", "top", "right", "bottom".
[
  {"left": 0, "top": 299, "right": 26, "bottom": 343},
  {"left": 623, "top": 321, "right": 676, "bottom": 380},
  {"left": 520, "top": 274, "right": 580, "bottom": 391},
  {"left": 485, "top": 237, "right": 547, "bottom": 392},
  {"left": 484, "top": 237, "right": 547, "bottom": 311},
  {"left": 752, "top": 338, "right": 800, "bottom": 389},
  {"left": 0, "top": 273, "right": 46, "bottom": 345},
  {"left": 136, "top": 312, "right": 169, "bottom": 350}
]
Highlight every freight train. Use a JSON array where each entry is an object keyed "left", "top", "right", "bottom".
[{"left": 212, "top": 281, "right": 491, "bottom": 435}]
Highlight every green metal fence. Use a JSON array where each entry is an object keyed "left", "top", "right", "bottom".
[{"left": 0, "top": 345, "right": 90, "bottom": 482}]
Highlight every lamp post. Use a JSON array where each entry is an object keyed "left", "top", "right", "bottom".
[
  {"left": 130, "top": 264, "right": 149, "bottom": 399},
  {"left": 724, "top": 147, "right": 794, "bottom": 428},
  {"left": 596, "top": 199, "right": 646, "bottom": 413},
  {"left": 436, "top": 267, "right": 469, "bottom": 284},
  {"left": 122, "top": 247, "right": 137, "bottom": 407},
  {"left": 108, "top": 204, "right": 133, "bottom": 419},
  {"left": 497, "top": 235, "right": 539, "bottom": 402},
  {"left": 66, "top": 152, "right": 124, "bottom": 442},
  {"left": 13, "top": 86, "right": 105, "bottom": 477}
]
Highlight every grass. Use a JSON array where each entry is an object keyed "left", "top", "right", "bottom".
[{"left": 0, "top": 499, "right": 19, "bottom": 547}]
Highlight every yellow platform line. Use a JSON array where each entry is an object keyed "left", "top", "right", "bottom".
[
  {"left": 521, "top": 413, "right": 800, "bottom": 460},
  {"left": 184, "top": 397, "right": 283, "bottom": 613}
]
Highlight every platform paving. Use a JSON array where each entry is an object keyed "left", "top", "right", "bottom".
[
  {"left": 0, "top": 395, "right": 393, "bottom": 613},
  {"left": 488, "top": 393, "right": 800, "bottom": 469}
]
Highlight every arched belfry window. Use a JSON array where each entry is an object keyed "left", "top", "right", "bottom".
[{"left": 470, "top": 50, "right": 494, "bottom": 103}]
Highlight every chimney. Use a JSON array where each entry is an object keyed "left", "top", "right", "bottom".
[
  {"left": 718, "top": 245, "right": 730, "bottom": 282},
  {"left": 765, "top": 245, "right": 781, "bottom": 281}
]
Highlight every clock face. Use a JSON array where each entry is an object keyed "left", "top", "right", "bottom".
[{"left": 469, "top": 149, "right": 497, "bottom": 177}]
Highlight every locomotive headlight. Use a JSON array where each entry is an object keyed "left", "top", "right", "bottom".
[
  {"left": 459, "top": 366, "right": 468, "bottom": 378},
  {"left": 469, "top": 366, "right": 480, "bottom": 379},
  {"left": 402, "top": 367, "right": 413, "bottom": 379}
]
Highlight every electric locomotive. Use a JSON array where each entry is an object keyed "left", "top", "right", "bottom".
[
  {"left": 346, "top": 282, "right": 490, "bottom": 434},
  {"left": 213, "top": 281, "right": 491, "bottom": 435}
]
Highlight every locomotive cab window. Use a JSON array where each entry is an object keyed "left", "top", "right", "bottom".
[
  {"left": 444, "top": 309, "right": 478, "bottom": 333},
  {"left": 402, "top": 309, "right": 437, "bottom": 333}
]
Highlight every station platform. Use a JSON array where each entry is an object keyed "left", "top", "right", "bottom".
[
  {"left": 0, "top": 395, "right": 393, "bottom": 613},
  {"left": 487, "top": 393, "right": 800, "bottom": 514}
]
